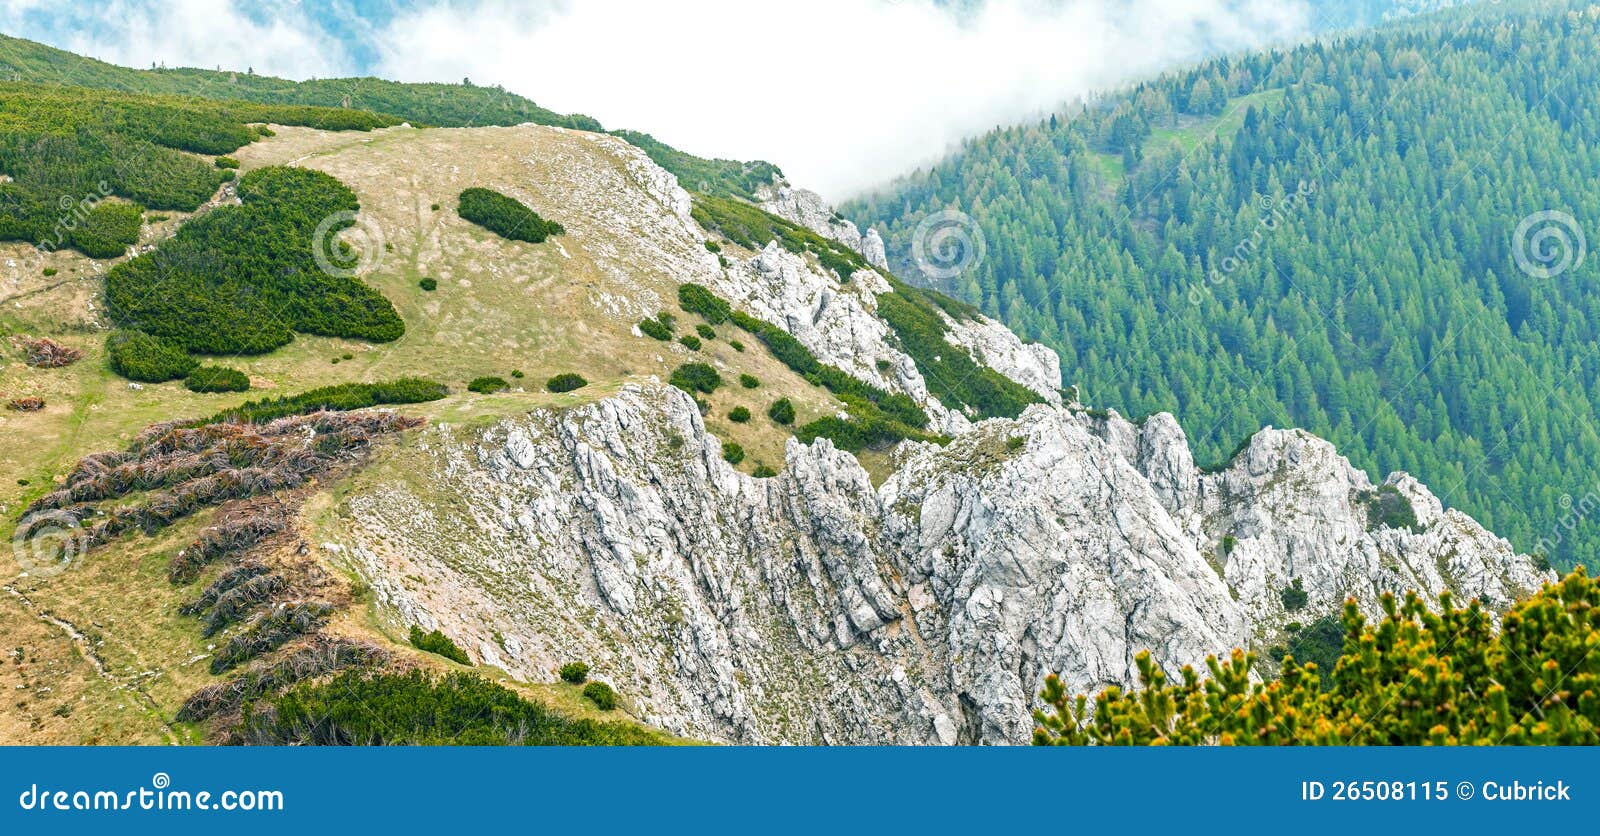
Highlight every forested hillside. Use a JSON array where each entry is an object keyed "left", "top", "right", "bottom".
[{"left": 848, "top": 0, "right": 1600, "bottom": 567}]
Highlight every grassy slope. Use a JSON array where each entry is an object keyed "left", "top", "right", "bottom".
[
  {"left": 0, "top": 121, "right": 846, "bottom": 744},
  {"left": 0, "top": 33, "right": 777, "bottom": 200}
]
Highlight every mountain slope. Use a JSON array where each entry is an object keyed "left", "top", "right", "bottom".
[
  {"left": 0, "top": 44, "right": 1549, "bottom": 746},
  {"left": 0, "top": 33, "right": 780, "bottom": 200},
  {"left": 848, "top": 0, "right": 1600, "bottom": 568}
]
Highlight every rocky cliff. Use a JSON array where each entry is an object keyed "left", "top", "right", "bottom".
[
  {"left": 335, "top": 383, "right": 1546, "bottom": 745},
  {"left": 305, "top": 123, "right": 1545, "bottom": 745}
]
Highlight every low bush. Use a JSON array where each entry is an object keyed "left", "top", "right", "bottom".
[
  {"left": 795, "top": 409, "right": 937, "bottom": 453},
  {"left": 677, "top": 283, "right": 731, "bottom": 324},
  {"left": 752, "top": 464, "right": 778, "bottom": 478},
  {"left": 211, "top": 602, "right": 332, "bottom": 674},
  {"left": 409, "top": 625, "right": 471, "bottom": 665},
  {"left": 767, "top": 398, "right": 795, "bottom": 425},
  {"left": 695, "top": 323, "right": 716, "bottom": 340},
  {"left": 1361, "top": 485, "right": 1422, "bottom": 533},
  {"left": 546, "top": 373, "right": 587, "bottom": 393},
  {"left": 582, "top": 681, "right": 617, "bottom": 711},
  {"left": 21, "top": 338, "right": 83, "bottom": 368},
  {"left": 215, "top": 156, "right": 240, "bottom": 169},
  {"left": 456, "top": 187, "right": 564, "bottom": 243},
  {"left": 728, "top": 406, "right": 751, "bottom": 423},
  {"left": 67, "top": 201, "right": 145, "bottom": 259},
  {"left": 722, "top": 441, "right": 745, "bottom": 465},
  {"left": 739, "top": 373, "right": 759, "bottom": 389},
  {"left": 106, "top": 329, "right": 197, "bottom": 382},
  {"left": 204, "top": 378, "right": 447, "bottom": 424},
  {"left": 1280, "top": 578, "right": 1309, "bottom": 612},
  {"left": 678, "top": 335, "right": 702, "bottom": 351},
  {"left": 419, "top": 277, "right": 438, "bottom": 291},
  {"left": 184, "top": 366, "right": 250, "bottom": 393},
  {"left": 105, "top": 167, "right": 404, "bottom": 360},
  {"left": 729, "top": 339, "right": 745, "bottom": 352},
  {"left": 558, "top": 662, "right": 590, "bottom": 684},
  {"left": 670, "top": 363, "right": 721, "bottom": 394},
  {"left": 468, "top": 376, "right": 510, "bottom": 394},
  {"left": 244, "top": 669, "right": 660, "bottom": 745},
  {"left": 638, "top": 318, "right": 673, "bottom": 341}
]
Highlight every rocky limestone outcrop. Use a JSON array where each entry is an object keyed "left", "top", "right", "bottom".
[
  {"left": 757, "top": 183, "right": 889, "bottom": 270},
  {"left": 753, "top": 180, "right": 1059, "bottom": 408},
  {"left": 553, "top": 131, "right": 1042, "bottom": 436},
  {"left": 337, "top": 384, "right": 1549, "bottom": 745}
]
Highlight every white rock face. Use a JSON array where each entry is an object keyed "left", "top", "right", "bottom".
[
  {"left": 341, "top": 385, "right": 1549, "bottom": 745},
  {"left": 757, "top": 184, "right": 889, "bottom": 269},
  {"left": 940, "top": 312, "right": 1063, "bottom": 403}
]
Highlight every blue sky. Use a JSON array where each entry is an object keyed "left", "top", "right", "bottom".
[{"left": 2, "top": 0, "right": 1320, "bottom": 197}]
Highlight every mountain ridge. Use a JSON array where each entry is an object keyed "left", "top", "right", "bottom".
[{"left": 0, "top": 33, "right": 1552, "bottom": 746}]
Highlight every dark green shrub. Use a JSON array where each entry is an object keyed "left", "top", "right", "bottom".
[
  {"left": 511, "top": 370, "right": 525, "bottom": 379},
  {"left": 728, "top": 406, "right": 751, "bottom": 423},
  {"left": 456, "top": 187, "right": 563, "bottom": 243},
  {"left": 874, "top": 278, "right": 1041, "bottom": 420},
  {"left": 559, "top": 662, "right": 590, "bottom": 684},
  {"left": 670, "top": 363, "right": 721, "bottom": 394},
  {"left": 546, "top": 373, "right": 587, "bottom": 393},
  {"left": 419, "top": 277, "right": 438, "bottom": 291},
  {"left": 67, "top": 201, "right": 145, "bottom": 258},
  {"left": 739, "top": 373, "right": 759, "bottom": 389},
  {"left": 215, "top": 155, "right": 240, "bottom": 169},
  {"left": 409, "top": 625, "right": 471, "bottom": 665},
  {"left": 184, "top": 366, "right": 250, "bottom": 393},
  {"left": 1362, "top": 485, "right": 1422, "bottom": 533},
  {"left": 767, "top": 398, "right": 795, "bottom": 425},
  {"left": 1281, "top": 578, "right": 1309, "bottom": 612},
  {"left": 677, "top": 283, "right": 731, "bottom": 324},
  {"left": 105, "top": 167, "right": 403, "bottom": 359},
  {"left": 468, "top": 376, "right": 509, "bottom": 394},
  {"left": 796, "top": 414, "right": 921, "bottom": 452},
  {"left": 722, "top": 441, "right": 745, "bottom": 465},
  {"left": 42, "top": 268, "right": 57, "bottom": 277},
  {"left": 703, "top": 240, "right": 721, "bottom": 253},
  {"left": 752, "top": 464, "right": 778, "bottom": 478},
  {"left": 1284, "top": 614, "right": 1345, "bottom": 690},
  {"left": 729, "top": 339, "right": 745, "bottom": 352},
  {"left": 581, "top": 681, "right": 617, "bottom": 711},
  {"left": 678, "top": 335, "right": 702, "bottom": 351},
  {"left": 244, "top": 669, "right": 660, "bottom": 745},
  {"left": 202, "top": 378, "right": 447, "bottom": 424},
  {"left": 107, "top": 329, "right": 197, "bottom": 382},
  {"left": 696, "top": 323, "right": 716, "bottom": 340},
  {"left": 638, "top": 318, "right": 672, "bottom": 340}
]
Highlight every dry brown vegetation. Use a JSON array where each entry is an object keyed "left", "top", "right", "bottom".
[{"left": 20, "top": 337, "right": 82, "bottom": 368}]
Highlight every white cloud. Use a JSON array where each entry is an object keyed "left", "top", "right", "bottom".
[
  {"left": 2, "top": 0, "right": 355, "bottom": 80},
  {"left": 372, "top": 0, "right": 1312, "bottom": 198},
  {"left": 5, "top": 0, "right": 1314, "bottom": 199}
]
